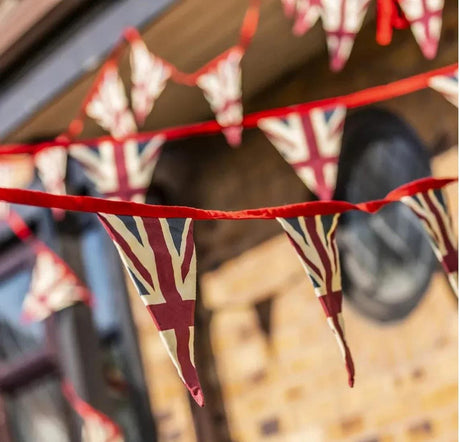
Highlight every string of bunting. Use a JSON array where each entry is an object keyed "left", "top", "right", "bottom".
[
  {"left": 0, "top": 64, "right": 457, "bottom": 207},
  {"left": 0, "top": 176, "right": 457, "bottom": 406}
]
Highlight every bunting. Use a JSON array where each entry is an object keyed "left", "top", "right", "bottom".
[
  {"left": 428, "top": 70, "right": 458, "bottom": 107},
  {"left": 281, "top": 0, "right": 297, "bottom": 17},
  {"left": 7, "top": 211, "right": 92, "bottom": 322},
  {"left": 321, "top": 0, "right": 371, "bottom": 71},
  {"left": 277, "top": 214, "right": 355, "bottom": 386},
  {"left": 128, "top": 30, "right": 172, "bottom": 126},
  {"left": 85, "top": 62, "right": 137, "bottom": 139},
  {"left": 258, "top": 106, "right": 346, "bottom": 200},
  {"left": 196, "top": 49, "right": 244, "bottom": 147},
  {"left": 62, "top": 382, "right": 124, "bottom": 442},
  {"left": 400, "top": 189, "right": 458, "bottom": 296},
  {"left": 0, "top": 162, "right": 13, "bottom": 219},
  {"left": 34, "top": 145, "right": 68, "bottom": 219},
  {"left": 70, "top": 135, "right": 165, "bottom": 202},
  {"left": 398, "top": 0, "right": 444, "bottom": 60},
  {"left": 97, "top": 214, "right": 204, "bottom": 406},
  {"left": 284, "top": 0, "right": 322, "bottom": 36},
  {"left": 22, "top": 247, "right": 92, "bottom": 322}
]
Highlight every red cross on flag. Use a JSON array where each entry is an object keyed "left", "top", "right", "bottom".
[
  {"left": 128, "top": 30, "right": 172, "bottom": 127},
  {"left": 277, "top": 214, "right": 355, "bottom": 387},
  {"left": 398, "top": 0, "right": 444, "bottom": 60},
  {"left": 85, "top": 62, "right": 137, "bottom": 139},
  {"left": 97, "top": 214, "right": 204, "bottom": 406},
  {"left": 70, "top": 135, "right": 165, "bottom": 203},
  {"left": 258, "top": 106, "right": 346, "bottom": 201},
  {"left": 400, "top": 188, "right": 458, "bottom": 296},
  {"left": 321, "top": 0, "right": 371, "bottom": 71},
  {"left": 196, "top": 49, "right": 244, "bottom": 147}
]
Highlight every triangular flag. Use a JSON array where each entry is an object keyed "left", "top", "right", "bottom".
[
  {"left": 196, "top": 49, "right": 244, "bottom": 147},
  {"left": 23, "top": 248, "right": 92, "bottom": 322},
  {"left": 258, "top": 106, "right": 346, "bottom": 200},
  {"left": 277, "top": 214, "right": 355, "bottom": 387},
  {"left": 281, "top": 0, "right": 297, "bottom": 17},
  {"left": 429, "top": 70, "right": 458, "bottom": 107},
  {"left": 321, "top": 0, "right": 370, "bottom": 71},
  {"left": 7, "top": 211, "right": 92, "bottom": 321},
  {"left": 401, "top": 188, "right": 458, "bottom": 296},
  {"left": 129, "top": 33, "right": 172, "bottom": 127},
  {"left": 292, "top": 0, "right": 322, "bottom": 36},
  {"left": 62, "top": 382, "right": 124, "bottom": 442},
  {"left": 398, "top": 0, "right": 444, "bottom": 59},
  {"left": 0, "top": 161, "right": 13, "bottom": 220},
  {"left": 97, "top": 214, "right": 204, "bottom": 406},
  {"left": 85, "top": 62, "right": 137, "bottom": 139},
  {"left": 70, "top": 135, "right": 165, "bottom": 203},
  {"left": 34, "top": 145, "right": 68, "bottom": 219}
]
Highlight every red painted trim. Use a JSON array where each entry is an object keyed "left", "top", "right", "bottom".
[
  {"left": 1, "top": 63, "right": 456, "bottom": 155},
  {"left": 0, "top": 177, "right": 455, "bottom": 220}
]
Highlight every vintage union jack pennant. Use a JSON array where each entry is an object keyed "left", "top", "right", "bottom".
[
  {"left": 258, "top": 106, "right": 346, "bottom": 200},
  {"left": 196, "top": 49, "right": 244, "bottom": 147},
  {"left": 63, "top": 382, "right": 124, "bottom": 442},
  {"left": 281, "top": 0, "right": 297, "bottom": 17},
  {"left": 6, "top": 210, "right": 92, "bottom": 322},
  {"left": 97, "top": 214, "right": 204, "bottom": 406},
  {"left": 283, "top": 0, "right": 322, "bottom": 36},
  {"left": 429, "top": 70, "right": 458, "bottom": 107},
  {"left": 0, "top": 162, "right": 13, "bottom": 220},
  {"left": 85, "top": 62, "right": 137, "bottom": 139},
  {"left": 277, "top": 214, "right": 355, "bottom": 386},
  {"left": 34, "top": 145, "right": 68, "bottom": 219},
  {"left": 23, "top": 248, "right": 92, "bottom": 322},
  {"left": 129, "top": 35, "right": 172, "bottom": 126},
  {"left": 70, "top": 135, "right": 165, "bottom": 202},
  {"left": 398, "top": 0, "right": 444, "bottom": 60},
  {"left": 321, "top": 0, "right": 371, "bottom": 71},
  {"left": 401, "top": 189, "right": 458, "bottom": 296}
]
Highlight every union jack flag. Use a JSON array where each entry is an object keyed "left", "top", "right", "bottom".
[
  {"left": 320, "top": 0, "right": 371, "bottom": 71},
  {"left": 429, "top": 70, "right": 458, "bottom": 107},
  {"left": 34, "top": 145, "right": 68, "bottom": 219},
  {"left": 277, "top": 214, "right": 355, "bottom": 386},
  {"left": 129, "top": 35, "right": 172, "bottom": 126},
  {"left": 0, "top": 162, "right": 13, "bottom": 220},
  {"left": 97, "top": 214, "right": 204, "bottom": 406},
  {"left": 258, "top": 106, "right": 346, "bottom": 200},
  {"left": 7, "top": 211, "right": 92, "bottom": 322},
  {"left": 281, "top": 0, "right": 297, "bottom": 17},
  {"left": 85, "top": 62, "right": 137, "bottom": 139},
  {"left": 22, "top": 248, "right": 92, "bottom": 322},
  {"left": 291, "top": 0, "right": 322, "bottom": 36},
  {"left": 62, "top": 382, "right": 124, "bottom": 442},
  {"left": 70, "top": 135, "right": 165, "bottom": 203},
  {"left": 196, "top": 49, "right": 244, "bottom": 147},
  {"left": 401, "top": 189, "right": 458, "bottom": 296},
  {"left": 398, "top": 0, "right": 444, "bottom": 59}
]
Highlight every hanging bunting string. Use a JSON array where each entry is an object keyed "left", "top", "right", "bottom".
[
  {"left": 0, "top": 177, "right": 455, "bottom": 220},
  {"left": 63, "top": 0, "right": 261, "bottom": 140},
  {"left": 0, "top": 63, "right": 456, "bottom": 156},
  {"left": 62, "top": 381, "right": 124, "bottom": 442}
]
